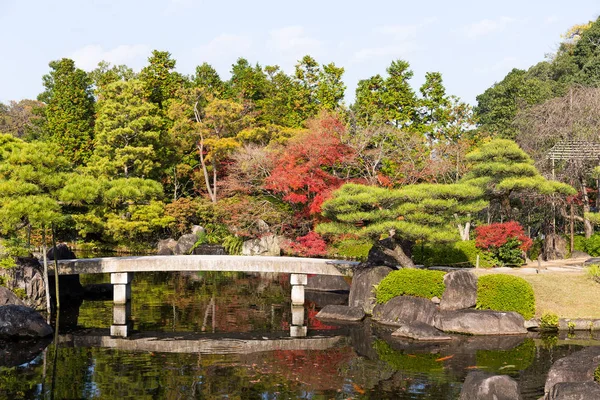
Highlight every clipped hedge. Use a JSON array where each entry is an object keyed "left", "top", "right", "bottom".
[
  {"left": 476, "top": 274, "right": 535, "bottom": 320},
  {"left": 329, "top": 238, "right": 372, "bottom": 261},
  {"left": 375, "top": 268, "right": 446, "bottom": 304},
  {"left": 412, "top": 240, "right": 495, "bottom": 268}
]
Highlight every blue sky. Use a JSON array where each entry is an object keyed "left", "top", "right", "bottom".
[{"left": 1, "top": 0, "right": 599, "bottom": 106}]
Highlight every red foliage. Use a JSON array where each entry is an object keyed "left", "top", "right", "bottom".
[
  {"left": 283, "top": 231, "right": 328, "bottom": 257},
  {"left": 475, "top": 221, "right": 533, "bottom": 252},
  {"left": 265, "top": 115, "right": 355, "bottom": 214}
]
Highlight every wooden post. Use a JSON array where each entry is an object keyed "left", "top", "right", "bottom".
[
  {"left": 476, "top": 254, "right": 480, "bottom": 269},
  {"left": 570, "top": 202, "right": 575, "bottom": 254},
  {"left": 51, "top": 224, "right": 60, "bottom": 310}
]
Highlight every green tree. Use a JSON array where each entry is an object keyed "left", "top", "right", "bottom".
[
  {"left": 461, "top": 139, "right": 575, "bottom": 221},
  {"left": 316, "top": 62, "right": 346, "bottom": 110},
  {"left": 38, "top": 58, "right": 95, "bottom": 164},
  {"left": 88, "top": 79, "right": 166, "bottom": 180},
  {"left": 139, "top": 50, "right": 185, "bottom": 108},
  {"left": 0, "top": 99, "right": 46, "bottom": 140},
  {"left": 317, "top": 182, "right": 487, "bottom": 268}
]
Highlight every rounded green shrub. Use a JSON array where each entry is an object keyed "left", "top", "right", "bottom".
[
  {"left": 595, "top": 365, "right": 600, "bottom": 383},
  {"left": 476, "top": 274, "right": 535, "bottom": 320},
  {"left": 584, "top": 233, "right": 600, "bottom": 256},
  {"left": 375, "top": 268, "right": 446, "bottom": 304},
  {"left": 539, "top": 312, "right": 559, "bottom": 331},
  {"left": 329, "top": 239, "right": 372, "bottom": 261}
]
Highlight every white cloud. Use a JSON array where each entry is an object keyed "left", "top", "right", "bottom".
[
  {"left": 71, "top": 44, "right": 150, "bottom": 71},
  {"left": 462, "top": 16, "right": 517, "bottom": 38},
  {"left": 268, "top": 26, "right": 323, "bottom": 56}
]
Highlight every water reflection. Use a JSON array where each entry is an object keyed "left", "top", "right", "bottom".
[{"left": 1, "top": 272, "right": 599, "bottom": 399}]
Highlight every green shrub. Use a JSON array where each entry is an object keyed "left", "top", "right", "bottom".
[
  {"left": 376, "top": 269, "right": 446, "bottom": 303},
  {"left": 572, "top": 235, "right": 586, "bottom": 253},
  {"left": 584, "top": 234, "right": 600, "bottom": 256},
  {"left": 476, "top": 274, "right": 535, "bottom": 320},
  {"left": 223, "top": 235, "right": 243, "bottom": 255},
  {"left": 540, "top": 312, "right": 559, "bottom": 331},
  {"left": 586, "top": 264, "right": 600, "bottom": 283},
  {"left": 329, "top": 239, "right": 372, "bottom": 261},
  {"left": 411, "top": 240, "right": 495, "bottom": 268},
  {"left": 595, "top": 365, "right": 600, "bottom": 383}
]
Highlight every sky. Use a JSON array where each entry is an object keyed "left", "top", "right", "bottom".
[{"left": 1, "top": 0, "right": 599, "bottom": 106}]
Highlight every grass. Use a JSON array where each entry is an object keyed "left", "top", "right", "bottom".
[{"left": 474, "top": 270, "right": 600, "bottom": 319}]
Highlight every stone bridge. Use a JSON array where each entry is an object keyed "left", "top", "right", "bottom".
[{"left": 53, "top": 255, "right": 358, "bottom": 337}]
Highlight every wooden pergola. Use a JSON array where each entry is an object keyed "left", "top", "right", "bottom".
[{"left": 547, "top": 140, "right": 600, "bottom": 178}]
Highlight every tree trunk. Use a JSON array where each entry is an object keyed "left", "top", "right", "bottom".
[
  {"left": 456, "top": 213, "right": 471, "bottom": 241},
  {"left": 375, "top": 239, "right": 416, "bottom": 268},
  {"left": 580, "top": 177, "right": 593, "bottom": 238}
]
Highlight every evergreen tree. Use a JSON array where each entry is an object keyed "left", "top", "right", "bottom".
[
  {"left": 317, "top": 182, "right": 487, "bottom": 268},
  {"left": 38, "top": 58, "right": 95, "bottom": 164}
]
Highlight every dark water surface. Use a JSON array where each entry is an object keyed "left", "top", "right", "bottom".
[{"left": 1, "top": 272, "right": 599, "bottom": 399}]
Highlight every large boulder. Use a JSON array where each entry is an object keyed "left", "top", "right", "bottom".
[
  {"left": 391, "top": 322, "right": 452, "bottom": 341},
  {"left": 372, "top": 295, "right": 438, "bottom": 327},
  {"left": 0, "top": 257, "right": 46, "bottom": 310},
  {"left": 546, "top": 382, "right": 600, "bottom": 399},
  {"left": 241, "top": 235, "right": 283, "bottom": 256},
  {"left": 440, "top": 270, "right": 477, "bottom": 311},
  {"left": 47, "top": 243, "right": 76, "bottom": 260},
  {"left": 349, "top": 266, "right": 392, "bottom": 314},
  {"left": 434, "top": 309, "right": 527, "bottom": 335},
  {"left": 0, "top": 305, "right": 53, "bottom": 338},
  {"left": 544, "top": 346, "right": 600, "bottom": 395},
  {"left": 316, "top": 305, "right": 365, "bottom": 322},
  {"left": 459, "top": 371, "right": 522, "bottom": 400},
  {"left": 174, "top": 233, "right": 199, "bottom": 255},
  {"left": 157, "top": 238, "right": 177, "bottom": 255},
  {"left": 543, "top": 233, "right": 567, "bottom": 261},
  {"left": 0, "top": 337, "right": 52, "bottom": 367},
  {"left": 306, "top": 275, "right": 350, "bottom": 292},
  {"left": 0, "top": 287, "right": 25, "bottom": 306}
]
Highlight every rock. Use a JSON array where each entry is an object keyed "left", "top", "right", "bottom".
[
  {"left": 0, "top": 257, "right": 46, "bottom": 310},
  {"left": 47, "top": 243, "right": 76, "bottom": 260},
  {"left": 157, "top": 238, "right": 177, "bottom": 255},
  {"left": 174, "top": 233, "right": 199, "bottom": 255},
  {"left": 306, "top": 275, "right": 350, "bottom": 292},
  {"left": 0, "top": 286, "right": 25, "bottom": 306},
  {"left": 316, "top": 305, "right": 365, "bottom": 322},
  {"left": 570, "top": 250, "right": 590, "bottom": 259},
  {"left": 558, "top": 318, "right": 600, "bottom": 331},
  {"left": 365, "top": 237, "right": 412, "bottom": 268},
  {"left": 431, "top": 296, "right": 441, "bottom": 304},
  {"left": 391, "top": 322, "right": 452, "bottom": 341},
  {"left": 434, "top": 309, "right": 527, "bottom": 335},
  {"left": 440, "top": 270, "right": 478, "bottom": 311},
  {"left": 546, "top": 382, "right": 600, "bottom": 400},
  {"left": 544, "top": 346, "right": 600, "bottom": 394},
  {"left": 543, "top": 234, "right": 567, "bottom": 261},
  {"left": 372, "top": 296, "right": 438, "bottom": 327},
  {"left": 524, "top": 318, "right": 540, "bottom": 330},
  {"left": 192, "top": 244, "right": 227, "bottom": 255},
  {"left": 459, "top": 371, "right": 522, "bottom": 400},
  {"left": 0, "top": 305, "right": 53, "bottom": 338},
  {"left": 191, "top": 225, "right": 205, "bottom": 235},
  {"left": 349, "top": 266, "right": 392, "bottom": 314},
  {"left": 47, "top": 244, "right": 83, "bottom": 300},
  {"left": 583, "top": 257, "right": 600, "bottom": 266},
  {"left": 241, "top": 235, "right": 283, "bottom": 256}
]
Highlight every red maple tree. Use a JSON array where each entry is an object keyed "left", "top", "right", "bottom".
[
  {"left": 265, "top": 114, "right": 355, "bottom": 215},
  {"left": 475, "top": 221, "right": 533, "bottom": 252}
]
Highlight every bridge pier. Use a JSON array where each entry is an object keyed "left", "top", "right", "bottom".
[
  {"left": 290, "top": 273, "right": 307, "bottom": 306},
  {"left": 111, "top": 302, "right": 133, "bottom": 337},
  {"left": 112, "top": 272, "right": 133, "bottom": 304}
]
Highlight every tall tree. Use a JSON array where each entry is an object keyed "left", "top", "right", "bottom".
[
  {"left": 88, "top": 79, "right": 166, "bottom": 180},
  {"left": 139, "top": 50, "right": 185, "bottom": 108},
  {"left": 0, "top": 99, "right": 46, "bottom": 140},
  {"left": 38, "top": 58, "right": 95, "bottom": 164}
]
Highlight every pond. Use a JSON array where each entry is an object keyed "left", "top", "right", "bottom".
[{"left": 0, "top": 271, "right": 598, "bottom": 399}]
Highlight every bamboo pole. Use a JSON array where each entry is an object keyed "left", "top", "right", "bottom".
[
  {"left": 51, "top": 224, "right": 60, "bottom": 310},
  {"left": 42, "top": 226, "right": 51, "bottom": 318}
]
